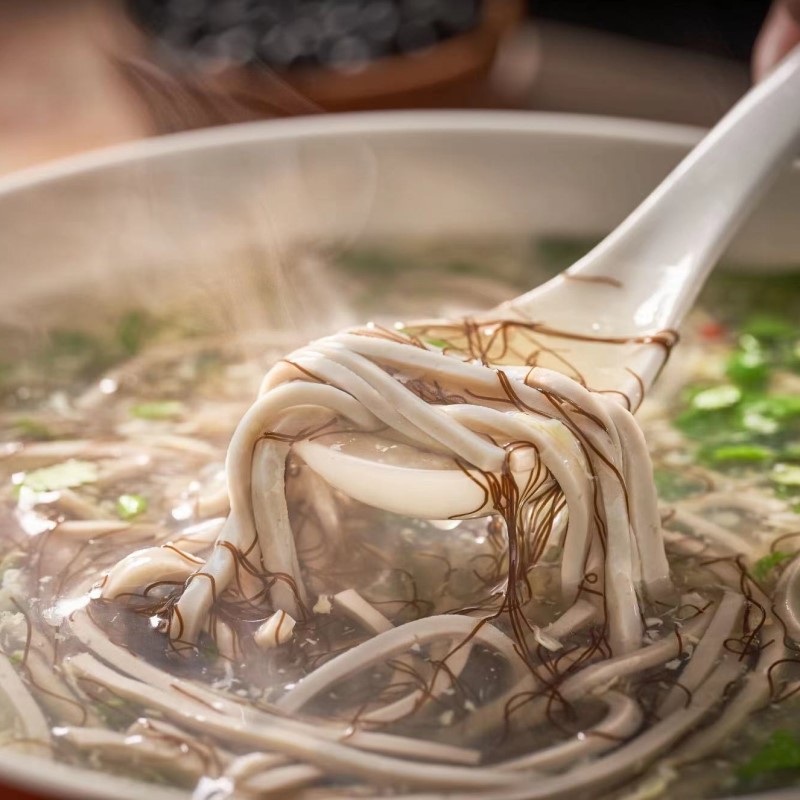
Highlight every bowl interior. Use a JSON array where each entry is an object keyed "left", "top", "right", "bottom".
[{"left": 0, "top": 111, "right": 798, "bottom": 800}]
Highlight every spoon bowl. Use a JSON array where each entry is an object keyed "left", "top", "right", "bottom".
[
  {"left": 295, "top": 427, "right": 552, "bottom": 520},
  {"left": 294, "top": 46, "right": 800, "bottom": 519}
]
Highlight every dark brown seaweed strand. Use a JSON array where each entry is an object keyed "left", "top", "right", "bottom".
[
  {"left": 768, "top": 658, "right": 800, "bottom": 701},
  {"left": 279, "top": 359, "right": 327, "bottom": 384},
  {"left": 402, "top": 378, "right": 468, "bottom": 406},
  {"left": 73, "top": 675, "right": 138, "bottom": 723},
  {"left": 171, "top": 683, "right": 220, "bottom": 713},
  {"left": 770, "top": 531, "right": 800, "bottom": 554},
  {"left": 51, "top": 536, "right": 106, "bottom": 613},
  {"left": 415, "top": 552, "right": 458, "bottom": 585},
  {"left": 305, "top": 421, "right": 391, "bottom": 443},
  {"left": 501, "top": 378, "right": 608, "bottom": 549},
  {"left": 171, "top": 605, "right": 186, "bottom": 643},
  {"left": 367, "top": 573, "right": 435, "bottom": 620},
  {"left": 137, "top": 580, "right": 185, "bottom": 599},
  {"left": 10, "top": 598, "right": 34, "bottom": 669},
  {"left": 3, "top": 601, "right": 90, "bottom": 725},
  {"left": 184, "top": 572, "right": 219, "bottom": 605},
  {"left": 514, "top": 330, "right": 587, "bottom": 386},
  {"left": 351, "top": 325, "right": 430, "bottom": 351},
  {"left": 215, "top": 543, "right": 270, "bottom": 611},
  {"left": 511, "top": 382, "right": 611, "bottom": 561},
  {"left": 408, "top": 318, "right": 679, "bottom": 357},
  {"left": 731, "top": 557, "right": 768, "bottom": 661},
  {"left": 563, "top": 273, "right": 624, "bottom": 289},
  {"left": 160, "top": 545, "right": 204, "bottom": 565},
  {"left": 269, "top": 415, "right": 347, "bottom": 446},
  {"left": 22, "top": 664, "right": 89, "bottom": 726},
  {"left": 448, "top": 458, "right": 492, "bottom": 520},
  {"left": 86, "top": 313, "right": 685, "bottom": 761},
  {"left": 654, "top": 677, "right": 693, "bottom": 715},
  {"left": 624, "top": 368, "right": 646, "bottom": 411},
  {"left": 597, "top": 389, "right": 633, "bottom": 411},
  {"left": 214, "top": 541, "right": 309, "bottom": 620},
  {"left": 135, "top": 717, "right": 224, "bottom": 778},
  {"left": 457, "top": 446, "right": 578, "bottom": 713}
]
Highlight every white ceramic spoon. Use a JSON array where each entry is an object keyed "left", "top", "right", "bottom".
[{"left": 295, "top": 46, "right": 800, "bottom": 520}]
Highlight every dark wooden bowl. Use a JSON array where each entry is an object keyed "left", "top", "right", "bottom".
[
  {"left": 120, "top": 0, "right": 525, "bottom": 131},
  {"left": 214, "top": 0, "right": 526, "bottom": 112}
]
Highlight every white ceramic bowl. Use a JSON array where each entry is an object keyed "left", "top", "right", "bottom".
[{"left": 0, "top": 111, "right": 798, "bottom": 800}]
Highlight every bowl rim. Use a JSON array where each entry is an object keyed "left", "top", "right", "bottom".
[{"left": 0, "top": 110, "right": 708, "bottom": 200}]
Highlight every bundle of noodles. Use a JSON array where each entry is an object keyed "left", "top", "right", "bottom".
[{"left": 65, "top": 320, "right": 789, "bottom": 798}]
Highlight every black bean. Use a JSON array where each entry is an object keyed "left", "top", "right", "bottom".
[
  {"left": 319, "top": 34, "right": 371, "bottom": 69},
  {"left": 436, "top": 0, "right": 479, "bottom": 33},
  {"left": 205, "top": 0, "right": 251, "bottom": 31},
  {"left": 215, "top": 25, "right": 257, "bottom": 64},
  {"left": 360, "top": 0, "right": 399, "bottom": 42},
  {"left": 399, "top": 0, "right": 438, "bottom": 26},
  {"left": 168, "top": 0, "right": 207, "bottom": 21},
  {"left": 129, "top": 0, "right": 171, "bottom": 33},
  {"left": 321, "top": 1, "right": 362, "bottom": 38},
  {"left": 396, "top": 20, "right": 438, "bottom": 52},
  {"left": 130, "top": 0, "right": 487, "bottom": 68},
  {"left": 258, "top": 26, "right": 302, "bottom": 67}
]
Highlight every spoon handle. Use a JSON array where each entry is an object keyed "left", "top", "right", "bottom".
[{"left": 512, "top": 45, "right": 800, "bottom": 334}]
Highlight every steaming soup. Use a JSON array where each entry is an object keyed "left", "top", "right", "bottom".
[{"left": 1, "top": 239, "right": 799, "bottom": 800}]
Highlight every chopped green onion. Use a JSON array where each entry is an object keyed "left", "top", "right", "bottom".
[
  {"left": 199, "top": 638, "right": 219, "bottom": 659},
  {"left": 738, "top": 729, "right": 800, "bottom": 781},
  {"left": 674, "top": 407, "right": 734, "bottom": 439},
  {"left": 116, "top": 494, "right": 148, "bottom": 520},
  {"left": 752, "top": 395, "right": 800, "bottom": 419},
  {"left": 771, "top": 464, "right": 800, "bottom": 487},
  {"left": 741, "top": 314, "right": 796, "bottom": 343},
  {"left": 103, "top": 698, "right": 129, "bottom": 709},
  {"left": 701, "top": 444, "right": 774, "bottom": 465},
  {"left": 779, "top": 443, "right": 800, "bottom": 462},
  {"left": 48, "top": 329, "right": 101, "bottom": 359},
  {"left": 194, "top": 350, "right": 224, "bottom": 377},
  {"left": 19, "top": 460, "right": 98, "bottom": 493},
  {"left": 130, "top": 401, "right": 185, "bottom": 421},
  {"left": 116, "top": 311, "right": 156, "bottom": 356},
  {"left": 423, "top": 338, "right": 449, "bottom": 350},
  {"left": 675, "top": 384, "right": 744, "bottom": 439},
  {"left": 752, "top": 551, "right": 791, "bottom": 582},
  {"left": 741, "top": 409, "right": 780, "bottom": 435},
  {"left": 653, "top": 468, "right": 705, "bottom": 501},
  {"left": 725, "top": 348, "right": 769, "bottom": 388},
  {"left": 690, "top": 385, "right": 742, "bottom": 411},
  {"left": 11, "top": 418, "right": 55, "bottom": 441}
]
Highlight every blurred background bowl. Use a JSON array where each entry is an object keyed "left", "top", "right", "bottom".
[{"left": 126, "top": 0, "right": 525, "bottom": 112}]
